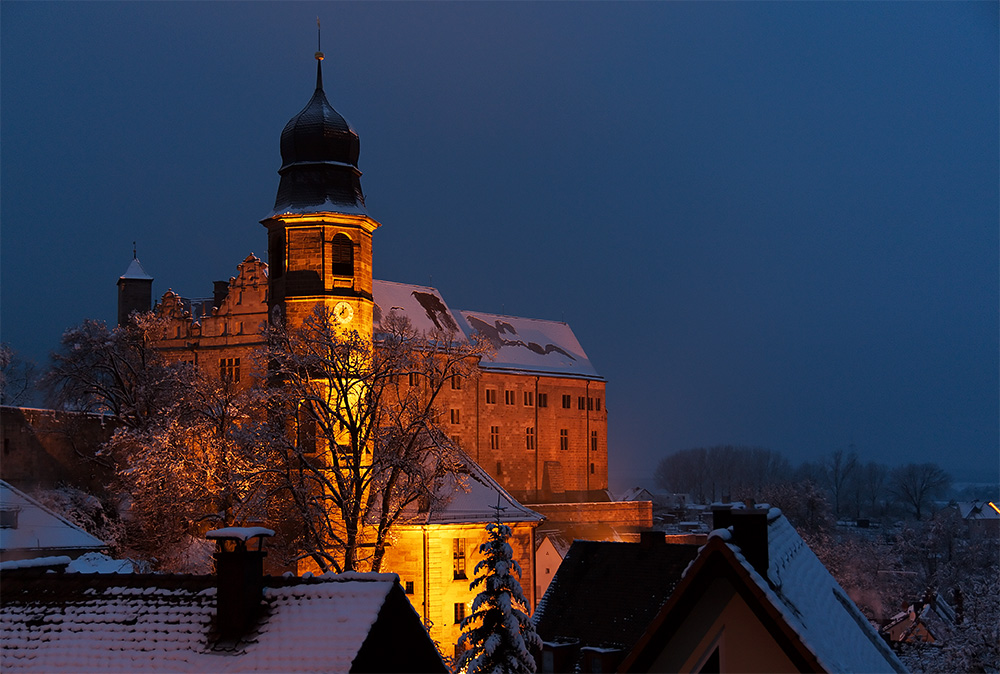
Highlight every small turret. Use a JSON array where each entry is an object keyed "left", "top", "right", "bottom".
[{"left": 117, "top": 246, "right": 153, "bottom": 326}]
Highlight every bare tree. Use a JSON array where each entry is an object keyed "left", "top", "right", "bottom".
[
  {"left": 655, "top": 445, "right": 790, "bottom": 504},
  {"left": 822, "top": 448, "right": 858, "bottom": 519},
  {"left": 0, "top": 343, "right": 37, "bottom": 406},
  {"left": 256, "top": 306, "right": 489, "bottom": 573},
  {"left": 889, "top": 462, "right": 952, "bottom": 521}
]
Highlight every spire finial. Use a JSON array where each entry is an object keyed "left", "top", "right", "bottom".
[
  {"left": 133, "top": 241, "right": 137, "bottom": 260},
  {"left": 314, "top": 17, "right": 325, "bottom": 91},
  {"left": 315, "top": 17, "right": 324, "bottom": 61}
]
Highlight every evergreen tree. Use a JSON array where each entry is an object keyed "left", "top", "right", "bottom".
[{"left": 456, "top": 506, "right": 541, "bottom": 674}]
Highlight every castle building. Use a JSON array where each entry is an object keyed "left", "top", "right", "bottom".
[{"left": 118, "top": 49, "right": 648, "bottom": 649}]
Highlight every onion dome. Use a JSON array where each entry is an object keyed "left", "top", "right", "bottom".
[{"left": 271, "top": 55, "right": 366, "bottom": 216}]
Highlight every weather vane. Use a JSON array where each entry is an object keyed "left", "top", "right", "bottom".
[{"left": 315, "top": 17, "right": 324, "bottom": 61}]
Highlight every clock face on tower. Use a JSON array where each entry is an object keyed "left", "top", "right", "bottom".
[{"left": 333, "top": 301, "right": 354, "bottom": 325}]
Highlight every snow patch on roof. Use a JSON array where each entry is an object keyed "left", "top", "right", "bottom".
[{"left": 119, "top": 257, "right": 152, "bottom": 281}]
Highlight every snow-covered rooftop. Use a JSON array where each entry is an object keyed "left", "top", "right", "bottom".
[
  {"left": 371, "top": 279, "right": 602, "bottom": 379},
  {"left": 0, "top": 481, "right": 106, "bottom": 557},
  {"left": 0, "top": 573, "right": 418, "bottom": 672},
  {"left": 718, "top": 510, "right": 906, "bottom": 673}
]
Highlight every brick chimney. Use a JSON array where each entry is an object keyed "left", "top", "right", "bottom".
[
  {"left": 206, "top": 527, "right": 274, "bottom": 640},
  {"left": 730, "top": 508, "right": 769, "bottom": 578}
]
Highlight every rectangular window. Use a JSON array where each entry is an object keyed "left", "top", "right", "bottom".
[
  {"left": 524, "top": 391, "right": 534, "bottom": 406},
  {"left": 451, "top": 375, "right": 462, "bottom": 390},
  {"left": 490, "top": 426, "right": 500, "bottom": 450},
  {"left": 505, "top": 390, "right": 516, "bottom": 405},
  {"left": 454, "top": 602, "right": 466, "bottom": 624},
  {"left": 0, "top": 508, "right": 19, "bottom": 529},
  {"left": 485, "top": 389, "right": 497, "bottom": 404},
  {"left": 562, "top": 394, "right": 572, "bottom": 409},
  {"left": 591, "top": 430, "right": 598, "bottom": 451},
  {"left": 219, "top": 357, "right": 241, "bottom": 383},
  {"left": 450, "top": 409, "right": 460, "bottom": 424},
  {"left": 537, "top": 393, "right": 548, "bottom": 408},
  {"left": 578, "top": 396, "right": 586, "bottom": 410},
  {"left": 596, "top": 397, "right": 602, "bottom": 411},
  {"left": 560, "top": 429, "right": 569, "bottom": 451},
  {"left": 453, "top": 538, "right": 467, "bottom": 580},
  {"left": 408, "top": 373, "right": 418, "bottom": 386},
  {"left": 587, "top": 397, "right": 594, "bottom": 411},
  {"left": 591, "top": 462, "right": 596, "bottom": 475},
  {"left": 405, "top": 581, "right": 414, "bottom": 595},
  {"left": 496, "top": 460, "right": 503, "bottom": 475},
  {"left": 526, "top": 427, "right": 536, "bottom": 450}
]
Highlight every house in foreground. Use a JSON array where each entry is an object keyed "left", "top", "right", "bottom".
[
  {"left": 619, "top": 507, "right": 906, "bottom": 673},
  {"left": 0, "top": 480, "right": 105, "bottom": 563},
  {"left": 533, "top": 505, "right": 907, "bottom": 673},
  {"left": 1, "top": 528, "right": 446, "bottom": 673}
]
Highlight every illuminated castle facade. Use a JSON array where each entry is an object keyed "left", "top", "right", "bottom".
[{"left": 118, "top": 52, "right": 638, "bottom": 649}]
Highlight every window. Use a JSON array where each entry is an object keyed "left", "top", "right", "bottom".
[
  {"left": 596, "top": 397, "right": 602, "bottom": 411},
  {"left": 559, "top": 429, "right": 569, "bottom": 451},
  {"left": 450, "top": 409, "right": 460, "bottom": 424},
  {"left": 496, "top": 460, "right": 503, "bottom": 475},
  {"left": 405, "top": 581, "right": 414, "bottom": 595},
  {"left": 587, "top": 397, "right": 594, "bottom": 411},
  {"left": 453, "top": 538, "right": 467, "bottom": 580},
  {"left": 297, "top": 404, "right": 317, "bottom": 454},
  {"left": 408, "top": 373, "right": 418, "bottom": 386},
  {"left": 524, "top": 391, "right": 534, "bottom": 407},
  {"left": 526, "top": 427, "right": 536, "bottom": 450},
  {"left": 537, "top": 393, "right": 548, "bottom": 408},
  {"left": 485, "top": 389, "right": 497, "bottom": 404},
  {"left": 578, "top": 396, "right": 586, "bottom": 410},
  {"left": 591, "top": 430, "right": 598, "bottom": 451},
  {"left": 329, "top": 233, "right": 354, "bottom": 277},
  {"left": 454, "top": 602, "right": 466, "bottom": 624},
  {"left": 220, "top": 357, "right": 240, "bottom": 383},
  {"left": 0, "top": 508, "right": 19, "bottom": 529},
  {"left": 562, "top": 394, "right": 572, "bottom": 409},
  {"left": 504, "top": 390, "right": 516, "bottom": 405},
  {"left": 490, "top": 425, "right": 500, "bottom": 449},
  {"left": 590, "top": 462, "right": 595, "bottom": 475},
  {"left": 451, "top": 375, "right": 462, "bottom": 390}
]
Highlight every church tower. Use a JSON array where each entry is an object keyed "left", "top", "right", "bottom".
[
  {"left": 117, "top": 251, "right": 153, "bottom": 326},
  {"left": 261, "top": 49, "right": 380, "bottom": 336}
]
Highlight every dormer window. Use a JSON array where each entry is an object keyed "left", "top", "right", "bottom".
[{"left": 330, "top": 233, "right": 354, "bottom": 277}]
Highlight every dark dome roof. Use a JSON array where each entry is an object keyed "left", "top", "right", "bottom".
[
  {"left": 279, "top": 64, "right": 359, "bottom": 170},
  {"left": 270, "top": 59, "right": 366, "bottom": 217}
]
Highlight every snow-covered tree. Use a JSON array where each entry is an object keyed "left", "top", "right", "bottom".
[
  {"left": 0, "top": 342, "right": 36, "bottom": 405},
  {"left": 455, "top": 511, "right": 541, "bottom": 674},
  {"left": 254, "top": 306, "right": 490, "bottom": 573}
]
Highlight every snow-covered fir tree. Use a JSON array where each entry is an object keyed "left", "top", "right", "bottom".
[{"left": 456, "top": 507, "right": 541, "bottom": 674}]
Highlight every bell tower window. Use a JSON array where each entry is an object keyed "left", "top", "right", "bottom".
[{"left": 330, "top": 233, "right": 354, "bottom": 277}]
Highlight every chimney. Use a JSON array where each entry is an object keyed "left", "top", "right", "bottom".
[
  {"left": 730, "top": 509, "right": 769, "bottom": 578},
  {"left": 213, "top": 281, "right": 230, "bottom": 310},
  {"left": 639, "top": 530, "right": 665, "bottom": 548},
  {"left": 207, "top": 527, "right": 274, "bottom": 640},
  {"left": 711, "top": 504, "right": 734, "bottom": 531}
]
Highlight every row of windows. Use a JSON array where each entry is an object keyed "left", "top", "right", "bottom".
[
  {"left": 406, "top": 375, "right": 603, "bottom": 413},
  {"left": 483, "top": 425, "right": 601, "bottom": 451}
]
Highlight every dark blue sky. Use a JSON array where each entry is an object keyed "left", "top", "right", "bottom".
[{"left": 2, "top": 2, "right": 997, "bottom": 487}]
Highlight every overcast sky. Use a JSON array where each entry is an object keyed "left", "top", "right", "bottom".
[{"left": 2, "top": 2, "right": 996, "bottom": 488}]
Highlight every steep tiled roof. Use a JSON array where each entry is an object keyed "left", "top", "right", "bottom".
[
  {"left": 1, "top": 572, "right": 443, "bottom": 672},
  {"left": 532, "top": 539, "right": 700, "bottom": 652}
]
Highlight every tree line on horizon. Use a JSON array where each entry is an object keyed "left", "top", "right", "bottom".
[{"left": 653, "top": 444, "right": 975, "bottom": 522}]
